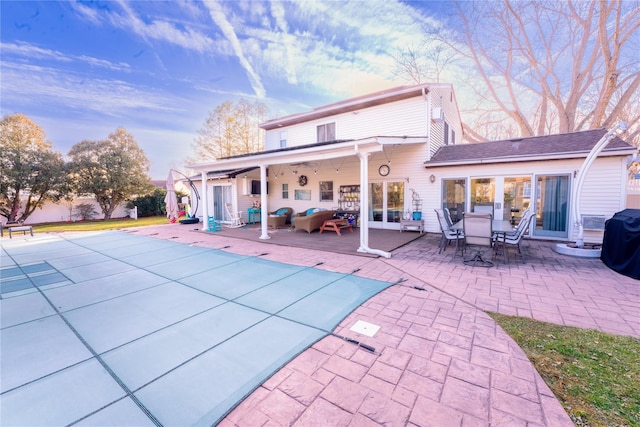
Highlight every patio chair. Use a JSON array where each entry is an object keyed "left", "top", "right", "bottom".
[
  {"left": 502, "top": 210, "right": 535, "bottom": 263},
  {"left": 443, "top": 208, "right": 454, "bottom": 227},
  {"left": 267, "top": 207, "right": 293, "bottom": 229},
  {"left": 224, "top": 203, "right": 245, "bottom": 228},
  {"left": 473, "top": 205, "right": 494, "bottom": 217},
  {"left": 462, "top": 212, "right": 494, "bottom": 267},
  {"left": 435, "top": 209, "right": 464, "bottom": 257},
  {"left": 207, "top": 216, "right": 221, "bottom": 232}
]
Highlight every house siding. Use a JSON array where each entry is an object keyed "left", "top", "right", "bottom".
[
  {"left": 427, "top": 85, "right": 462, "bottom": 159},
  {"left": 265, "top": 97, "right": 433, "bottom": 150},
  {"left": 425, "top": 155, "right": 628, "bottom": 243}
]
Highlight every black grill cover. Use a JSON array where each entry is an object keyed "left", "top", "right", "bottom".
[{"left": 601, "top": 209, "right": 640, "bottom": 280}]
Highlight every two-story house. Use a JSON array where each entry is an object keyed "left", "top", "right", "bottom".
[
  {"left": 188, "top": 83, "right": 462, "bottom": 257},
  {"left": 187, "top": 83, "right": 636, "bottom": 257}
]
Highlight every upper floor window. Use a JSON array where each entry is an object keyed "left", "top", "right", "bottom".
[
  {"left": 451, "top": 129, "right": 456, "bottom": 145},
  {"left": 444, "top": 122, "right": 449, "bottom": 145},
  {"left": 317, "top": 122, "right": 336, "bottom": 143},
  {"left": 279, "top": 131, "right": 287, "bottom": 148}
]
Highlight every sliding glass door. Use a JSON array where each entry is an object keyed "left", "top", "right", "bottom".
[
  {"left": 442, "top": 178, "right": 466, "bottom": 223},
  {"left": 533, "top": 174, "right": 569, "bottom": 238},
  {"left": 212, "top": 184, "right": 233, "bottom": 222}
]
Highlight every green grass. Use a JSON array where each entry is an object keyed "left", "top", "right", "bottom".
[
  {"left": 488, "top": 312, "right": 640, "bottom": 427},
  {"left": 31, "top": 216, "right": 169, "bottom": 233}
]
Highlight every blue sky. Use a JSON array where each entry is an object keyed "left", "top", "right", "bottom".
[{"left": 2, "top": 1, "right": 452, "bottom": 178}]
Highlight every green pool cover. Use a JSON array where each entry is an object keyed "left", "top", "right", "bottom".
[{"left": 1, "top": 231, "right": 392, "bottom": 426}]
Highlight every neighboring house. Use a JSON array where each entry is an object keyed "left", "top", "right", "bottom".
[{"left": 187, "top": 83, "right": 636, "bottom": 256}]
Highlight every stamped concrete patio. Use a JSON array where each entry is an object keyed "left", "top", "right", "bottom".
[
  {"left": 2, "top": 223, "right": 637, "bottom": 426},
  {"left": 132, "top": 223, "right": 637, "bottom": 426}
]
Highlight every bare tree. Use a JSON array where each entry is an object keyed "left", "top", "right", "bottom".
[
  {"left": 398, "top": 0, "right": 640, "bottom": 144},
  {"left": 189, "top": 99, "right": 269, "bottom": 163}
]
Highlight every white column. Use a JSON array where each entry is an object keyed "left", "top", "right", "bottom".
[
  {"left": 259, "top": 165, "right": 270, "bottom": 240},
  {"left": 201, "top": 171, "right": 209, "bottom": 231},
  {"left": 358, "top": 152, "right": 369, "bottom": 252}
]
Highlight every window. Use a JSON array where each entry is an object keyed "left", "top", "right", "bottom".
[
  {"left": 451, "top": 129, "right": 456, "bottom": 145},
  {"left": 319, "top": 181, "right": 333, "bottom": 201},
  {"left": 317, "top": 122, "right": 336, "bottom": 142},
  {"left": 444, "top": 122, "right": 449, "bottom": 145},
  {"left": 279, "top": 131, "right": 287, "bottom": 148},
  {"left": 282, "top": 183, "right": 289, "bottom": 199}
]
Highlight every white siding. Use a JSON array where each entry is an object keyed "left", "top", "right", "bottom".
[
  {"left": 265, "top": 97, "right": 430, "bottom": 150},
  {"left": 428, "top": 86, "right": 463, "bottom": 158},
  {"left": 424, "top": 156, "right": 629, "bottom": 243}
]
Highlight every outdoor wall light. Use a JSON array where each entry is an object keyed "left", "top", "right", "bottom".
[{"left": 429, "top": 174, "right": 436, "bottom": 183}]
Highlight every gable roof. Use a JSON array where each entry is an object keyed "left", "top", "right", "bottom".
[
  {"left": 260, "top": 83, "right": 442, "bottom": 130},
  {"left": 425, "top": 128, "right": 636, "bottom": 167}
]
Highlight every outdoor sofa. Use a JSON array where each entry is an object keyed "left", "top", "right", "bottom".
[{"left": 293, "top": 209, "right": 335, "bottom": 233}]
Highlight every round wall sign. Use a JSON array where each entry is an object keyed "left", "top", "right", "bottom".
[
  {"left": 298, "top": 175, "right": 308, "bottom": 186},
  {"left": 378, "top": 164, "right": 390, "bottom": 176}
]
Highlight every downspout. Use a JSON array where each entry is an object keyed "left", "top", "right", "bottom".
[
  {"left": 356, "top": 145, "right": 391, "bottom": 258},
  {"left": 572, "top": 122, "right": 627, "bottom": 247},
  {"left": 259, "top": 164, "right": 270, "bottom": 240},
  {"left": 424, "top": 86, "right": 431, "bottom": 158}
]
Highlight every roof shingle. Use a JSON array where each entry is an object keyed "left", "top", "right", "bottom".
[{"left": 425, "top": 128, "right": 635, "bottom": 167}]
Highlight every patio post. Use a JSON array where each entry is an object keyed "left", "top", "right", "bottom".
[
  {"left": 357, "top": 148, "right": 391, "bottom": 258},
  {"left": 259, "top": 164, "right": 270, "bottom": 240}
]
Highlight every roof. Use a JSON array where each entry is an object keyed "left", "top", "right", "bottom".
[
  {"left": 425, "top": 128, "right": 636, "bottom": 167},
  {"left": 260, "top": 83, "right": 443, "bottom": 130}
]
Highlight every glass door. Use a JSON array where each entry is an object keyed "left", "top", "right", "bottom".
[
  {"left": 387, "top": 181, "right": 404, "bottom": 224},
  {"left": 503, "top": 176, "right": 532, "bottom": 225},
  {"left": 442, "top": 178, "right": 466, "bottom": 223},
  {"left": 368, "top": 180, "right": 404, "bottom": 229},
  {"left": 470, "top": 178, "right": 495, "bottom": 216},
  {"left": 533, "top": 174, "right": 570, "bottom": 238},
  {"left": 212, "top": 184, "right": 233, "bottom": 222}
]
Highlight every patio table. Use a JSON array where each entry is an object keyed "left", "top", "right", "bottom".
[{"left": 452, "top": 219, "right": 514, "bottom": 264}]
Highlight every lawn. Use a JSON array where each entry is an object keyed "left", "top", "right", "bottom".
[
  {"left": 489, "top": 312, "right": 640, "bottom": 427},
  {"left": 30, "top": 216, "right": 169, "bottom": 233}
]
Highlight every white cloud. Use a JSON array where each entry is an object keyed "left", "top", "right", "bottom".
[
  {"left": 1, "top": 42, "right": 131, "bottom": 72},
  {"left": 1, "top": 62, "right": 176, "bottom": 115},
  {"left": 204, "top": 1, "right": 267, "bottom": 98},
  {"left": 71, "top": 0, "right": 214, "bottom": 54}
]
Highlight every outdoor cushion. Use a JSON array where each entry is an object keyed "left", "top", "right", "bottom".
[{"left": 276, "top": 208, "right": 288, "bottom": 216}]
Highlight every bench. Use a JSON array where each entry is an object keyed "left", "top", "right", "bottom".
[{"left": 2, "top": 224, "right": 34, "bottom": 238}]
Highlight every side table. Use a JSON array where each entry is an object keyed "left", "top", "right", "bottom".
[
  {"left": 400, "top": 219, "right": 424, "bottom": 233},
  {"left": 247, "top": 207, "right": 261, "bottom": 224}
]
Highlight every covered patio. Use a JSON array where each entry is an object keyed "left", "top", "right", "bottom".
[{"left": 197, "top": 224, "right": 426, "bottom": 257}]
